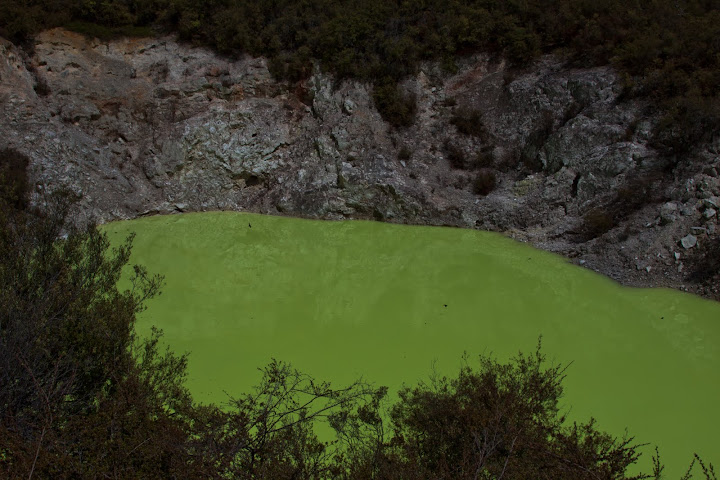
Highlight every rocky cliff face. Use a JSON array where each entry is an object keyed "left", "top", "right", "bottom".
[{"left": 2, "top": 29, "right": 719, "bottom": 296}]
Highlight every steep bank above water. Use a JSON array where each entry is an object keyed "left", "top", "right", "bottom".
[{"left": 2, "top": 28, "right": 719, "bottom": 296}]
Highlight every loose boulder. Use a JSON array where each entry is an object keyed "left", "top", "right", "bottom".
[{"left": 681, "top": 234, "right": 697, "bottom": 249}]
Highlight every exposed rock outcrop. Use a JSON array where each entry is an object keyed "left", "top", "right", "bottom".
[{"left": 2, "top": 29, "right": 719, "bottom": 296}]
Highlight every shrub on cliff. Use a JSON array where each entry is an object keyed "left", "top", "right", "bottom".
[
  {"left": 450, "top": 109, "right": 488, "bottom": 138},
  {"left": 473, "top": 168, "right": 497, "bottom": 195},
  {"left": 651, "top": 96, "right": 720, "bottom": 157},
  {"left": 372, "top": 80, "right": 417, "bottom": 128},
  {"left": 0, "top": 148, "right": 30, "bottom": 210},
  {"left": 686, "top": 236, "right": 720, "bottom": 300},
  {"left": 580, "top": 171, "right": 666, "bottom": 240}
]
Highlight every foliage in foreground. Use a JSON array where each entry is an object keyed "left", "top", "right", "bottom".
[{"left": 0, "top": 155, "right": 716, "bottom": 479}]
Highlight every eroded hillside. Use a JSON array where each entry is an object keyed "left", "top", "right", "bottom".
[{"left": 1, "top": 29, "right": 719, "bottom": 296}]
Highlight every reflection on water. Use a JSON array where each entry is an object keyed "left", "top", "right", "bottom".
[{"left": 105, "top": 211, "right": 720, "bottom": 476}]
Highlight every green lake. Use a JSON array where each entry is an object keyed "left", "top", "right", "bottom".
[{"left": 105, "top": 211, "right": 720, "bottom": 476}]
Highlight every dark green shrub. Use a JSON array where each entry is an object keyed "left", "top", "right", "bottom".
[
  {"left": 372, "top": 81, "right": 416, "bottom": 128},
  {"left": 0, "top": 3, "right": 48, "bottom": 43},
  {"left": 501, "top": 26, "right": 541, "bottom": 65},
  {"left": 340, "top": 342, "right": 648, "bottom": 479},
  {"left": 521, "top": 110, "right": 554, "bottom": 173},
  {"left": 268, "top": 47, "right": 313, "bottom": 82},
  {"left": 446, "top": 143, "right": 495, "bottom": 171},
  {"left": 473, "top": 168, "right": 497, "bottom": 195},
  {"left": 474, "top": 148, "right": 494, "bottom": 169},
  {"left": 397, "top": 146, "right": 412, "bottom": 161},
  {"left": 450, "top": 108, "right": 487, "bottom": 138},
  {"left": 444, "top": 140, "right": 468, "bottom": 170},
  {"left": 0, "top": 148, "right": 30, "bottom": 210},
  {"left": 687, "top": 236, "right": 720, "bottom": 299},
  {"left": 651, "top": 96, "right": 720, "bottom": 156},
  {"left": 580, "top": 171, "right": 665, "bottom": 241},
  {"left": 581, "top": 207, "right": 615, "bottom": 239}
]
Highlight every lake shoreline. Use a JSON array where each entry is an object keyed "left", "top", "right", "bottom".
[{"left": 105, "top": 208, "right": 720, "bottom": 302}]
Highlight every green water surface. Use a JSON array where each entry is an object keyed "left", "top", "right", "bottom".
[{"left": 105, "top": 211, "right": 720, "bottom": 476}]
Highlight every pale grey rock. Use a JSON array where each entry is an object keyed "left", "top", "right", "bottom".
[
  {"left": 703, "top": 208, "right": 717, "bottom": 219},
  {"left": 158, "top": 140, "right": 186, "bottom": 174},
  {"left": 660, "top": 202, "right": 678, "bottom": 224},
  {"left": 342, "top": 98, "right": 356, "bottom": 114},
  {"left": 681, "top": 204, "right": 696, "bottom": 216},
  {"left": 703, "top": 197, "right": 719, "bottom": 209},
  {"left": 681, "top": 234, "right": 698, "bottom": 249}
]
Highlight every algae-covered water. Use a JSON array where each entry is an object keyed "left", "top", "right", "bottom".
[{"left": 105, "top": 211, "right": 720, "bottom": 475}]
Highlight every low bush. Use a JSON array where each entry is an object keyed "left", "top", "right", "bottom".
[
  {"left": 521, "top": 110, "right": 554, "bottom": 173},
  {"left": 0, "top": 148, "right": 30, "bottom": 210},
  {"left": 444, "top": 140, "right": 468, "bottom": 169},
  {"left": 372, "top": 81, "right": 416, "bottom": 128},
  {"left": 473, "top": 168, "right": 497, "bottom": 195},
  {"left": 339, "top": 341, "right": 676, "bottom": 480},
  {"left": 581, "top": 207, "right": 615, "bottom": 239},
  {"left": 475, "top": 148, "right": 495, "bottom": 168},
  {"left": 686, "top": 236, "right": 720, "bottom": 299},
  {"left": 450, "top": 108, "right": 488, "bottom": 138},
  {"left": 579, "top": 171, "right": 665, "bottom": 240},
  {"left": 651, "top": 96, "right": 720, "bottom": 157}
]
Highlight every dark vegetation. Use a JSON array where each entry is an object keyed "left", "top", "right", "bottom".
[
  {"left": 443, "top": 135, "right": 498, "bottom": 195},
  {"left": 473, "top": 168, "right": 497, "bottom": 196},
  {"left": 520, "top": 110, "right": 556, "bottom": 173},
  {"left": 580, "top": 171, "right": 666, "bottom": 240},
  {"left": 450, "top": 109, "right": 488, "bottom": 138},
  {"left": 0, "top": 0, "right": 718, "bottom": 134},
  {"left": 371, "top": 80, "right": 417, "bottom": 128},
  {"left": 2, "top": 149, "right": 717, "bottom": 478},
  {"left": 397, "top": 145, "right": 412, "bottom": 162},
  {"left": 686, "top": 236, "right": 720, "bottom": 300},
  {"left": 444, "top": 140, "right": 470, "bottom": 170},
  {"left": 0, "top": 148, "right": 29, "bottom": 210}
]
